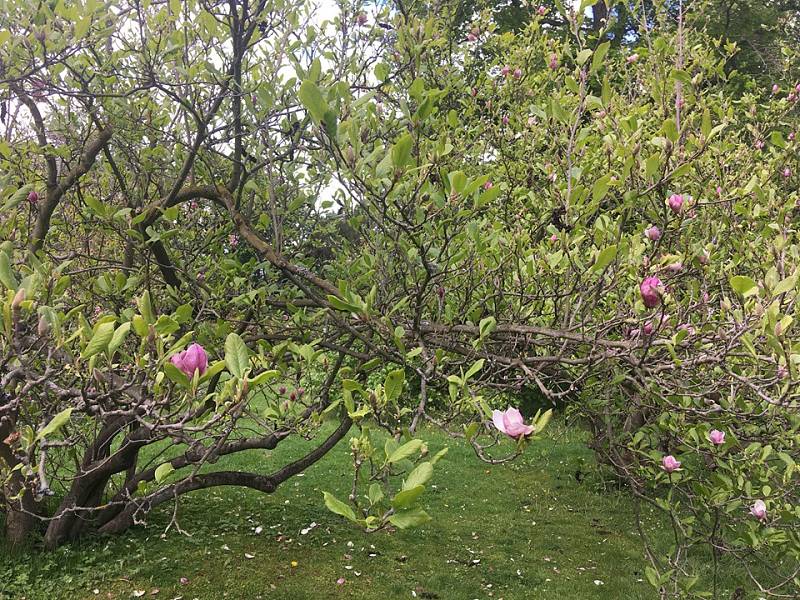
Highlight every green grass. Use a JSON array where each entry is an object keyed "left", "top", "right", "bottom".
[{"left": 0, "top": 422, "right": 711, "bottom": 600}]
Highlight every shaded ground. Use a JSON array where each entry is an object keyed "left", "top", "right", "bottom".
[{"left": 1, "top": 422, "right": 707, "bottom": 599}]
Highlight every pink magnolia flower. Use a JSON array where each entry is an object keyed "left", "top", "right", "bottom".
[
  {"left": 755, "top": 139, "right": 764, "bottom": 150},
  {"left": 501, "top": 65, "right": 511, "bottom": 77},
  {"left": 626, "top": 53, "right": 639, "bottom": 64},
  {"left": 513, "top": 68, "right": 522, "bottom": 79},
  {"left": 229, "top": 234, "right": 239, "bottom": 247},
  {"left": 492, "top": 407, "right": 534, "bottom": 438},
  {"left": 537, "top": 5, "right": 546, "bottom": 15},
  {"left": 483, "top": 181, "right": 493, "bottom": 190},
  {"left": 790, "top": 132, "right": 796, "bottom": 141},
  {"left": 645, "top": 226, "right": 661, "bottom": 241},
  {"left": 698, "top": 252, "right": 709, "bottom": 265},
  {"left": 750, "top": 499, "right": 767, "bottom": 521},
  {"left": 783, "top": 167, "right": 791, "bottom": 178},
  {"left": 778, "top": 365, "right": 789, "bottom": 379},
  {"left": 661, "top": 455, "right": 681, "bottom": 473},
  {"left": 356, "top": 12, "right": 367, "bottom": 26},
  {"left": 789, "top": 92, "right": 797, "bottom": 102},
  {"left": 716, "top": 185, "right": 723, "bottom": 195},
  {"left": 467, "top": 32, "right": 477, "bottom": 42},
  {"left": 709, "top": 429, "right": 725, "bottom": 445},
  {"left": 642, "top": 321, "right": 654, "bottom": 335},
  {"left": 772, "top": 84, "right": 780, "bottom": 94},
  {"left": 667, "top": 261, "right": 683, "bottom": 273},
  {"left": 548, "top": 53, "right": 558, "bottom": 70},
  {"left": 796, "top": 83, "right": 800, "bottom": 93},
  {"left": 337, "top": 577, "right": 346, "bottom": 585},
  {"left": 667, "top": 193, "right": 684, "bottom": 213},
  {"left": 549, "top": 233, "right": 558, "bottom": 243},
  {"left": 640, "top": 276, "right": 663, "bottom": 309},
  {"left": 502, "top": 114, "right": 509, "bottom": 126},
  {"left": 170, "top": 343, "right": 209, "bottom": 377},
  {"left": 27, "top": 190, "right": 39, "bottom": 204}
]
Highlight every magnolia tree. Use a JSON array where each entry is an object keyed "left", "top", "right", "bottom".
[{"left": 0, "top": 0, "right": 799, "bottom": 597}]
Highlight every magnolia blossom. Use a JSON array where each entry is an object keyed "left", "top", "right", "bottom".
[
  {"left": 549, "top": 233, "right": 558, "bottom": 243},
  {"left": 501, "top": 65, "right": 511, "bottom": 77},
  {"left": 709, "top": 429, "right": 725, "bottom": 445},
  {"left": 501, "top": 114, "right": 509, "bottom": 126},
  {"left": 772, "top": 84, "right": 779, "bottom": 94},
  {"left": 645, "top": 225, "right": 661, "bottom": 241},
  {"left": 755, "top": 139, "right": 764, "bottom": 150},
  {"left": 642, "top": 321, "right": 654, "bottom": 335},
  {"left": 170, "top": 343, "right": 209, "bottom": 377},
  {"left": 483, "top": 180, "right": 493, "bottom": 190},
  {"left": 661, "top": 455, "right": 681, "bottom": 473},
  {"left": 667, "top": 261, "right": 683, "bottom": 273},
  {"left": 548, "top": 53, "right": 558, "bottom": 70},
  {"left": 537, "top": 5, "right": 546, "bottom": 15},
  {"left": 716, "top": 185, "right": 723, "bottom": 195},
  {"left": 667, "top": 193, "right": 684, "bottom": 213},
  {"left": 466, "top": 32, "right": 477, "bottom": 42},
  {"left": 783, "top": 167, "right": 792, "bottom": 178},
  {"left": 27, "top": 190, "right": 39, "bottom": 204},
  {"left": 640, "top": 276, "right": 663, "bottom": 309},
  {"left": 513, "top": 68, "right": 522, "bottom": 79},
  {"left": 750, "top": 499, "right": 767, "bottom": 521},
  {"left": 626, "top": 53, "right": 639, "bottom": 64},
  {"left": 492, "top": 407, "right": 534, "bottom": 438},
  {"left": 356, "top": 13, "right": 367, "bottom": 26}
]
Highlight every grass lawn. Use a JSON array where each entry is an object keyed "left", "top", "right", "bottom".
[{"left": 1, "top": 421, "right": 728, "bottom": 600}]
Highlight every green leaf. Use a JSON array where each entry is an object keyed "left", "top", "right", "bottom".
[
  {"left": 592, "top": 245, "right": 617, "bottom": 272},
  {"left": 388, "top": 508, "right": 431, "bottom": 529},
  {"left": 391, "top": 133, "right": 413, "bottom": 168},
  {"left": 248, "top": 369, "right": 280, "bottom": 386},
  {"left": 464, "top": 359, "right": 484, "bottom": 381},
  {"left": 322, "top": 491, "right": 357, "bottom": 521},
  {"left": 576, "top": 48, "right": 592, "bottom": 65},
  {"left": 387, "top": 439, "right": 424, "bottom": 464},
  {"left": 730, "top": 275, "right": 758, "bottom": 296},
  {"left": 108, "top": 322, "right": 131, "bottom": 357},
  {"left": 298, "top": 80, "right": 330, "bottom": 122},
  {"left": 404, "top": 462, "right": 433, "bottom": 490},
  {"left": 368, "top": 483, "right": 384, "bottom": 505},
  {"left": 224, "top": 333, "right": 250, "bottom": 379},
  {"left": 0, "top": 251, "right": 18, "bottom": 290},
  {"left": 591, "top": 42, "right": 610, "bottom": 72},
  {"left": 81, "top": 321, "right": 115, "bottom": 359},
  {"left": 773, "top": 276, "right": 796, "bottom": 296},
  {"left": 591, "top": 175, "right": 611, "bottom": 203},
  {"left": 35, "top": 408, "right": 73, "bottom": 441},
  {"left": 384, "top": 369, "right": 405, "bottom": 403},
  {"left": 391, "top": 485, "right": 425, "bottom": 510},
  {"left": 327, "top": 295, "right": 361, "bottom": 313},
  {"left": 154, "top": 463, "right": 174, "bottom": 483}
]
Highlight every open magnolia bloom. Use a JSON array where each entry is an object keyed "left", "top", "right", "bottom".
[
  {"left": 170, "top": 343, "right": 209, "bottom": 377},
  {"left": 492, "top": 407, "right": 535, "bottom": 438}
]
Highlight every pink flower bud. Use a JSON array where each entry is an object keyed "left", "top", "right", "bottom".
[
  {"left": 796, "top": 83, "right": 800, "bottom": 93},
  {"left": 667, "top": 193, "right": 684, "bottom": 213},
  {"left": 709, "top": 429, "right": 725, "bottom": 445},
  {"left": 548, "top": 53, "right": 558, "bottom": 70},
  {"left": 715, "top": 185, "right": 722, "bottom": 195},
  {"left": 483, "top": 181, "right": 493, "bottom": 190},
  {"left": 537, "top": 5, "right": 546, "bottom": 15},
  {"left": 661, "top": 455, "right": 681, "bottom": 473},
  {"left": 790, "top": 132, "right": 796, "bottom": 141},
  {"left": 755, "top": 139, "right": 764, "bottom": 150},
  {"left": 702, "top": 291, "right": 710, "bottom": 303},
  {"left": 279, "top": 385, "right": 287, "bottom": 394},
  {"left": 501, "top": 65, "right": 511, "bottom": 77},
  {"left": 356, "top": 12, "right": 367, "bottom": 26},
  {"left": 772, "top": 84, "right": 779, "bottom": 94},
  {"left": 676, "top": 97, "right": 685, "bottom": 109},
  {"left": 27, "top": 190, "right": 39, "bottom": 204},
  {"left": 643, "top": 321, "right": 654, "bottom": 335},
  {"left": 750, "top": 499, "right": 767, "bottom": 521},
  {"left": 698, "top": 252, "right": 709, "bottom": 265},
  {"left": 467, "top": 32, "right": 477, "bottom": 42},
  {"left": 626, "top": 53, "right": 639, "bottom": 64},
  {"left": 501, "top": 114, "right": 509, "bottom": 126},
  {"left": 778, "top": 365, "right": 789, "bottom": 380},
  {"left": 549, "top": 233, "right": 558, "bottom": 243},
  {"left": 644, "top": 226, "right": 661, "bottom": 241},
  {"left": 783, "top": 167, "right": 791, "bottom": 178},
  {"left": 170, "top": 343, "right": 209, "bottom": 377},
  {"left": 667, "top": 262, "right": 682, "bottom": 273},
  {"left": 640, "top": 276, "right": 662, "bottom": 309},
  {"left": 789, "top": 93, "right": 797, "bottom": 102},
  {"left": 437, "top": 285, "right": 445, "bottom": 299},
  {"left": 513, "top": 68, "right": 522, "bottom": 79},
  {"left": 337, "top": 577, "right": 346, "bottom": 585},
  {"left": 229, "top": 234, "right": 239, "bottom": 247},
  {"left": 297, "top": 387, "right": 305, "bottom": 397}
]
